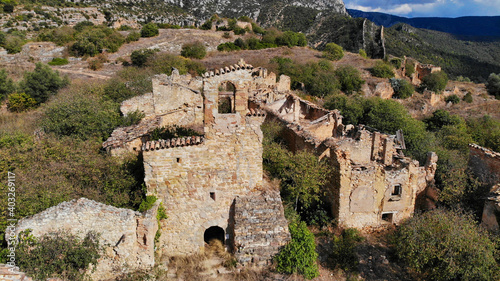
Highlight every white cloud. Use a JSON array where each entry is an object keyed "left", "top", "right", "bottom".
[{"left": 346, "top": 2, "right": 442, "bottom": 16}]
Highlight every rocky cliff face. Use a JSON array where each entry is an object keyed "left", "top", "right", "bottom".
[{"left": 78, "top": 0, "right": 346, "bottom": 25}]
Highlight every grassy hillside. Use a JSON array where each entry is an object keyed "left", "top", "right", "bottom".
[{"left": 385, "top": 23, "right": 500, "bottom": 82}]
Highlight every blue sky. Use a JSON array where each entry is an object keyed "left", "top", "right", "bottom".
[{"left": 344, "top": 0, "right": 500, "bottom": 18}]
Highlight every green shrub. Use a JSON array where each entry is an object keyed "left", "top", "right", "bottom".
[
  {"left": 71, "top": 25, "right": 125, "bottom": 56},
  {"left": 486, "top": 73, "right": 500, "bottom": 99},
  {"left": 390, "top": 78, "right": 414, "bottom": 99},
  {"left": 16, "top": 231, "right": 100, "bottom": 281},
  {"left": 422, "top": 71, "right": 448, "bottom": 93},
  {"left": 3, "top": 34, "right": 24, "bottom": 54},
  {"left": 335, "top": 65, "right": 365, "bottom": 95},
  {"left": 125, "top": 31, "right": 140, "bottom": 43},
  {"left": 131, "top": 48, "right": 158, "bottom": 67},
  {"left": 405, "top": 60, "right": 415, "bottom": 77},
  {"left": 424, "top": 109, "right": 463, "bottom": 132},
  {"left": 140, "top": 23, "right": 159, "bottom": 38},
  {"left": 390, "top": 57, "right": 402, "bottom": 69},
  {"left": 21, "top": 62, "right": 68, "bottom": 104},
  {"left": 157, "top": 203, "right": 168, "bottom": 220},
  {"left": 48, "top": 57, "right": 69, "bottom": 66},
  {"left": 7, "top": 92, "right": 36, "bottom": 112},
  {"left": 445, "top": 94, "right": 460, "bottom": 104},
  {"left": 323, "top": 42, "right": 344, "bottom": 61},
  {"left": 330, "top": 228, "right": 364, "bottom": 272},
  {"left": 463, "top": 92, "right": 473, "bottom": 103},
  {"left": 371, "top": 61, "right": 395, "bottom": 78},
  {"left": 180, "top": 41, "right": 206, "bottom": 59},
  {"left": 358, "top": 49, "right": 367, "bottom": 58},
  {"left": 138, "top": 195, "right": 157, "bottom": 212},
  {"left": 145, "top": 53, "right": 205, "bottom": 76},
  {"left": 217, "top": 42, "right": 241, "bottom": 52},
  {"left": 275, "top": 221, "right": 319, "bottom": 279},
  {"left": 41, "top": 88, "right": 123, "bottom": 141},
  {"left": 394, "top": 209, "right": 499, "bottom": 281},
  {"left": 200, "top": 20, "right": 212, "bottom": 30},
  {"left": 74, "top": 21, "right": 94, "bottom": 32},
  {"left": 0, "top": 68, "right": 15, "bottom": 100}
]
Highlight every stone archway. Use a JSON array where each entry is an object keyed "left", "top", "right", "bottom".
[{"left": 204, "top": 226, "right": 225, "bottom": 245}]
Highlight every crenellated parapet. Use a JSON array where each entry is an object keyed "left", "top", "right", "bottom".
[{"left": 142, "top": 136, "right": 205, "bottom": 151}]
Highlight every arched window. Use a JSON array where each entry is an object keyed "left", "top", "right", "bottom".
[{"left": 204, "top": 226, "right": 225, "bottom": 245}]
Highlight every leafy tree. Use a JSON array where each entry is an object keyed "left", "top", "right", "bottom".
[
  {"left": 405, "top": 60, "right": 415, "bottom": 77},
  {"left": 324, "top": 94, "right": 365, "bottom": 125},
  {"left": 323, "top": 42, "right": 344, "bottom": 61},
  {"left": 181, "top": 41, "right": 206, "bottom": 59},
  {"left": 7, "top": 92, "right": 36, "bottom": 112},
  {"left": 390, "top": 78, "right": 414, "bottom": 99},
  {"left": 466, "top": 115, "right": 500, "bottom": 152},
  {"left": 131, "top": 48, "right": 158, "bottom": 67},
  {"left": 71, "top": 26, "right": 124, "bottom": 56},
  {"left": 275, "top": 220, "right": 319, "bottom": 279},
  {"left": 370, "top": 61, "right": 395, "bottom": 78},
  {"left": 3, "top": 34, "right": 24, "bottom": 54},
  {"left": 21, "top": 63, "right": 68, "bottom": 104},
  {"left": 141, "top": 23, "right": 159, "bottom": 37},
  {"left": 0, "top": 68, "right": 15, "bottom": 100},
  {"left": 394, "top": 209, "right": 499, "bottom": 281},
  {"left": 16, "top": 231, "right": 100, "bottom": 281},
  {"left": 486, "top": 73, "right": 500, "bottom": 99},
  {"left": 422, "top": 71, "right": 448, "bottom": 93},
  {"left": 335, "top": 65, "right": 364, "bottom": 95}
]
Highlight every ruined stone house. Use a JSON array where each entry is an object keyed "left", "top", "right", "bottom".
[{"left": 105, "top": 59, "right": 438, "bottom": 232}]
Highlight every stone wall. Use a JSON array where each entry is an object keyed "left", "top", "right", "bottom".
[
  {"left": 8, "top": 198, "right": 158, "bottom": 281},
  {"left": 259, "top": 91, "right": 437, "bottom": 228},
  {"left": 469, "top": 144, "right": 500, "bottom": 186},
  {"left": 233, "top": 190, "right": 290, "bottom": 266}
]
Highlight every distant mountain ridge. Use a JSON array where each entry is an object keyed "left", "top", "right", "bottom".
[{"left": 348, "top": 9, "right": 500, "bottom": 37}]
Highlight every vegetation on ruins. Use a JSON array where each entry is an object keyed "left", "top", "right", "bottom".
[
  {"left": 149, "top": 125, "right": 201, "bottom": 141},
  {"left": 394, "top": 209, "right": 499, "bottom": 281},
  {"left": 15, "top": 230, "right": 100, "bottom": 281},
  {"left": 329, "top": 228, "right": 364, "bottom": 272}
]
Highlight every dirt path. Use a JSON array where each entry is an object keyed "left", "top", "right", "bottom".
[{"left": 55, "top": 68, "right": 112, "bottom": 80}]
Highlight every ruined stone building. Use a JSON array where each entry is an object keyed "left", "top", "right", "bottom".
[
  {"left": 105, "top": 59, "right": 437, "bottom": 231},
  {"left": 10, "top": 60, "right": 438, "bottom": 279}
]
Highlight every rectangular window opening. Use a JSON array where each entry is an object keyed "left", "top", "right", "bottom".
[
  {"left": 176, "top": 158, "right": 181, "bottom": 163},
  {"left": 382, "top": 213, "right": 393, "bottom": 223},
  {"left": 210, "top": 192, "right": 216, "bottom": 201},
  {"left": 392, "top": 184, "right": 402, "bottom": 196}
]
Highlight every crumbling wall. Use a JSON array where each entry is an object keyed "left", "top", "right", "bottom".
[
  {"left": 233, "top": 190, "right": 290, "bottom": 266},
  {"left": 9, "top": 198, "right": 158, "bottom": 281},
  {"left": 469, "top": 144, "right": 500, "bottom": 186}
]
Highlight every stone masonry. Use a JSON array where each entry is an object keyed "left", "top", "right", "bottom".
[
  {"left": 7, "top": 198, "right": 159, "bottom": 280},
  {"left": 105, "top": 60, "right": 292, "bottom": 264},
  {"left": 259, "top": 93, "right": 437, "bottom": 228},
  {"left": 103, "top": 59, "right": 437, "bottom": 260}
]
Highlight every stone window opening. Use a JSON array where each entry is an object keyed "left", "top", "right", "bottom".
[
  {"left": 391, "top": 184, "right": 402, "bottom": 200},
  {"left": 210, "top": 192, "right": 216, "bottom": 201},
  {"left": 382, "top": 213, "right": 394, "bottom": 223},
  {"left": 204, "top": 226, "right": 225, "bottom": 246},
  {"left": 218, "top": 82, "right": 236, "bottom": 114},
  {"left": 176, "top": 157, "right": 181, "bottom": 163}
]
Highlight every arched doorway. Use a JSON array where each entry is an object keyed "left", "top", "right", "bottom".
[
  {"left": 218, "top": 82, "right": 236, "bottom": 114},
  {"left": 204, "top": 226, "right": 225, "bottom": 245}
]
